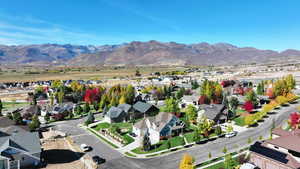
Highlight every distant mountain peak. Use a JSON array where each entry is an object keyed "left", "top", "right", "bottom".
[{"left": 0, "top": 41, "right": 299, "bottom": 66}]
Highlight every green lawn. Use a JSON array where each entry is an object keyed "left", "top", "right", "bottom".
[
  {"left": 123, "top": 134, "right": 135, "bottom": 145},
  {"left": 93, "top": 122, "right": 110, "bottom": 131},
  {"left": 183, "top": 132, "right": 195, "bottom": 143},
  {"left": 169, "top": 136, "right": 185, "bottom": 147},
  {"left": 188, "top": 124, "right": 198, "bottom": 131},
  {"left": 112, "top": 122, "right": 132, "bottom": 129},
  {"left": 2, "top": 102, "right": 29, "bottom": 111},
  {"left": 203, "top": 157, "right": 239, "bottom": 169},
  {"left": 132, "top": 140, "right": 170, "bottom": 154},
  {"left": 233, "top": 116, "right": 246, "bottom": 126},
  {"left": 87, "top": 128, "right": 119, "bottom": 148},
  {"left": 236, "top": 109, "right": 246, "bottom": 115}
]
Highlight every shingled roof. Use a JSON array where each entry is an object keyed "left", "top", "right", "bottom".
[
  {"left": 117, "top": 104, "right": 132, "bottom": 113},
  {"left": 106, "top": 106, "right": 125, "bottom": 118},
  {"left": 0, "top": 131, "right": 41, "bottom": 159},
  {"left": 133, "top": 101, "right": 157, "bottom": 113}
]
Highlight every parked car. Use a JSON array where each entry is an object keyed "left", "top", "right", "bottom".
[
  {"left": 80, "top": 144, "right": 91, "bottom": 152},
  {"left": 129, "top": 132, "right": 137, "bottom": 137},
  {"left": 92, "top": 156, "right": 106, "bottom": 165},
  {"left": 225, "top": 131, "right": 237, "bottom": 138}
]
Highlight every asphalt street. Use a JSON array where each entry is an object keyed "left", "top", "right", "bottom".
[{"left": 52, "top": 102, "right": 299, "bottom": 169}]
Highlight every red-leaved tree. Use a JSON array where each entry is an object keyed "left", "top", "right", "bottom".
[
  {"left": 198, "top": 95, "right": 210, "bottom": 105},
  {"left": 234, "top": 86, "right": 244, "bottom": 95},
  {"left": 84, "top": 88, "right": 102, "bottom": 104},
  {"left": 289, "top": 112, "right": 300, "bottom": 129},
  {"left": 243, "top": 101, "right": 254, "bottom": 113}
]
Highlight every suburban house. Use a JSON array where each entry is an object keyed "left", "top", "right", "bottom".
[
  {"left": 180, "top": 95, "right": 199, "bottom": 108},
  {"left": 0, "top": 117, "right": 41, "bottom": 169},
  {"left": 249, "top": 128, "right": 300, "bottom": 169},
  {"left": 133, "top": 101, "right": 159, "bottom": 117},
  {"left": 20, "top": 105, "right": 41, "bottom": 118},
  {"left": 117, "top": 104, "right": 133, "bottom": 119},
  {"left": 104, "top": 107, "right": 127, "bottom": 123},
  {"left": 50, "top": 103, "right": 75, "bottom": 115},
  {"left": 198, "top": 104, "right": 227, "bottom": 124},
  {"left": 132, "top": 112, "right": 185, "bottom": 144}
]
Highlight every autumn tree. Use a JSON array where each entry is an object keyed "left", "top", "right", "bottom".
[
  {"left": 244, "top": 114, "right": 255, "bottom": 126},
  {"left": 125, "top": 85, "right": 135, "bottom": 104},
  {"left": 243, "top": 101, "right": 254, "bottom": 113},
  {"left": 179, "top": 154, "right": 194, "bottom": 169},
  {"left": 288, "top": 112, "right": 300, "bottom": 129},
  {"left": 119, "top": 95, "right": 126, "bottom": 104},
  {"left": 186, "top": 104, "right": 197, "bottom": 123},
  {"left": 161, "top": 98, "right": 180, "bottom": 113},
  {"left": 285, "top": 74, "right": 296, "bottom": 92},
  {"left": 245, "top": 90, "right": 258, "bottom": 106}
]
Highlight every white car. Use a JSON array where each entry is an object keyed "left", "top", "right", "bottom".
[
  {"left": 80, "top": 144, "right": 91, "bottom": 152},
  {"left": 225, "top": 131, "right": 237, "bottom": 138}
]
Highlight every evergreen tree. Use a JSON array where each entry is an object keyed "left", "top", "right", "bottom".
[
  {"left": 142, "top": 131, "right": 151, "bottom": 151},
  {"left": 12, "top": 112, "right": 23, "bottom": 125},
  {"left": 85, "top": 112, "right": 95, "bottom": 126},
  {"left": 29, "top": 115, "right": 41, "bottom": 131},
  {"left": 0, "top": 99, "right": 2, "bottom": 116},
  {"left": 83, "top": 102, "right": 90, "bottom": 113}
]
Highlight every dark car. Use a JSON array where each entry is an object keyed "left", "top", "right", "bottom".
[
  {"left": 129, "top": 132, "right": 137, "bottom": 137},
  {"left": 92, "top": 156, "right": 106, "bottom": 165}
]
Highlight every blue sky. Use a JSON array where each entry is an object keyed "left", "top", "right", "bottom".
[{"left": 0, "top": 0, "right": 299, "bottom": 51}]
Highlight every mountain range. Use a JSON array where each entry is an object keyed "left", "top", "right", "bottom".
[{"left": 0, "top": 41, "right": 299, "bottom": 66}]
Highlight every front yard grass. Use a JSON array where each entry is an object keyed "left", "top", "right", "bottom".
[
  {"left": 93, "top": 122, "right": 110, "bottom": 131},
  {"left": 233, "top": 116, "right": 246, "bottom": 126},
  {"left": 123, "top": 134, "right": 135, "bottom": 145},
  {"left": 169, "top": 136, "right": 185, "bottom": 147},
  {"left": 3, "top": 102, "right": 29, "bottom": 111},
  {"left": 183, "top": 132, "right": 195, "bottom": 143},
  {"left": 113, "top": 122, "right": 132, "bottom": 130},
  {"left": 132, "top": 140, "right": 170, "bottom": 154},
  {"left": 87, "top": 128, "right": 119, "bottom": 148}
]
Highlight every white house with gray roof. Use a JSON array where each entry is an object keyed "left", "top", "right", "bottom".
[
  {"left": 133, "top": 112, "right": 184, "bottom": 144},
  {"left": 0, "top": 130, "right": 41, "bottom": 169}
]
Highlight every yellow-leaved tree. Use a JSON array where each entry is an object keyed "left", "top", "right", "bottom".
[{"left": 179, "top": 153, "right": 194, "bottom": 169}]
